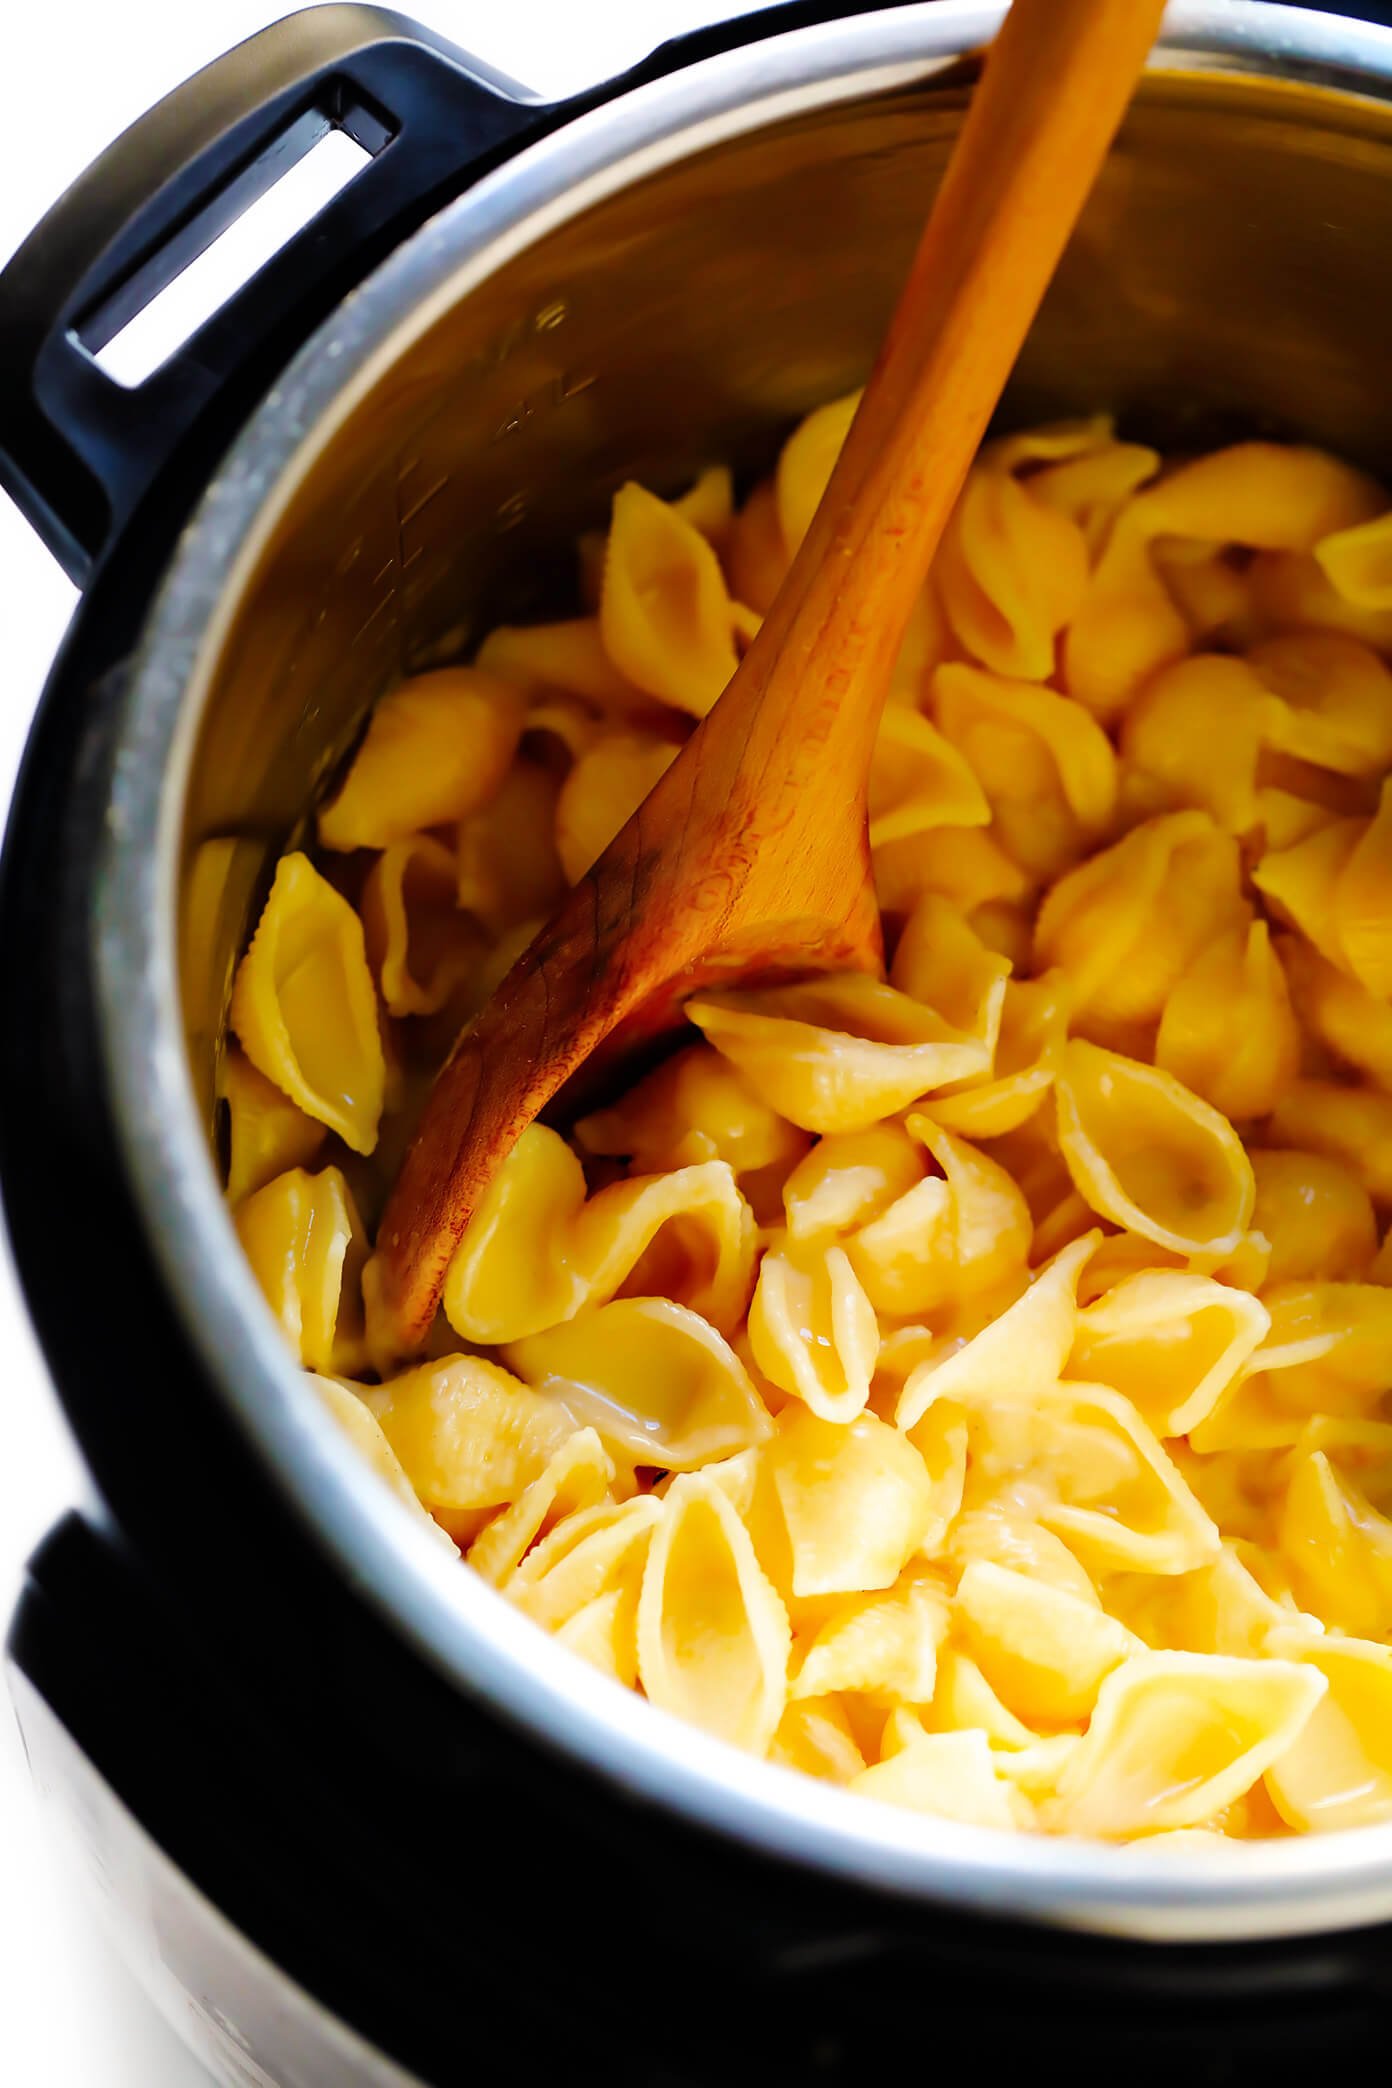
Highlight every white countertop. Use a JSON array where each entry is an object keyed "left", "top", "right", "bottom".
[{"left": 0, "top": 2, "right": 736, "bottom": 2077}]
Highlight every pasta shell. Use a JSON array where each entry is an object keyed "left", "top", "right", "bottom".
[
  {"left": 770, "top": 1695, "right": 866, "bottom": 1784},
  {"left": 724, "top": 481, "right": 789, "bottom": 617},
  {"left": 1063, "top": 524, "right": 1189, "bottom": 723},
  {"left": 467, "top": 1428, "right": 615, "bottom": 1587},
  {"left": 1257, "top": 788, "right": 1342, "bottom": 851},
  {"left": 954, "top": 1560, "right": 1139, "bottom": 1724},
  {"left": 968, "top": 897, "right": 1032, "bottom": 968},
  {"left": 1141, "top": 442, "right": 1385, "bottom": 550},
  {"left": 1072, "top": 1231, "right": 1169, "bottom": 1304},
  {"left": 236, "top": 1165, "right": 367, "bottom": 1373},
  {"left": 922, "top": 975, "right": 1069, "bottom": 1140},
  {"left": 686, "top": 974, "right": 990, "bottom": 1135},
  {"left": 929, "top": 1646, "right": 1038, "bottom": 1749},
  {"left": 600, "top": 483, "right": 738, "bottom": 718},
  {"left": 934, "top": 463, "right": 1090, "bottom": 681},
  {"left": 993, "top": 1734, "right": 1082, "bottom": 1803},
  {"left": 1252, "top": 816, "right": 1363, "bottom": 971},
  {"left": 1250, "top": 1149, "right": 1378, "bottom": 1286},
  {"left": 637, "top": 1472, "right": 790, "bottom": 1753},
  {"left": 782, "top": 1122, "right": 923, "bottom": 1241},
  {"left": 554, "top": 1578, "right": 642, "bottom": 1686},
  {"left": 886, "top": 586, "right": 951, "bottom": 708},
  {"left": 984, "top": 414, "right": 1117, "bottom": 474},
  {"left": 839, "top": 1171, "right": 952, "bottom": 1321},
  {"left": 1034, "top": 811, "right": 1245, "bottom": 1027},
  {"left": 1251, "top": 632, "right": 1392, "bottom": 778},
  {"left": 1264, "top": 1080, "right": 1392, "bottom": 1206},
  {"left": 1277, "top": 933, "right": 1392, "bottom": 1094},
  {"left": 473, "top": 617, "right": 644, "bottom": 713},
  {"left": 947, "top": 1507, "right": 1101, "bottom": 1608},
  {"left": 1169, "top": 1438, "right": 1286, "bottom": 1539},
  {"left": 1055, "top": 1042, "right": 1255, "bottom": 1256},
  {"left": 896, "top": 1232, "right": 1097, "bottom": 1432},
  {"left": 1068, "top": 1270, "right": 1270, "bottom": 1437},
  {"left": 554, "top": 730, "right": 679, "bottom": 883},
  {"left": 229, "top": 852, "right": 385, "bottom": 1154},
  {"left": 1278, "top": 1449, "right": 1392, "bottom": 1638},
  {"left": 318, "top": 668, "right": 524, "bottom": 850},
  {"left": 1249, "top": 547, "right": 1392, "bottom": 650},
  {"left": 748, "top": 1242, "right": 879, "bottom": 1424},
  {"left": 1050, "top": 1651, "right": 1326, "bottom": 1838},
  {"left": 1154, "top": 920, "right": 1300, "bottom": 1121},
  {"left": 673, "top": 464, "right": 735, "bottom": 547},
  {"left": 1112, "top": 1544, "right": 1309, "bottom": 1662},
  {"left": 868, "top": 1322, "right": 949, "bottom": 1414},
  {"left": 523, "top": 693, "right": 602, "bottom": 765},
  {"left": 1335, "top": 776, "right": 1392, "bottom": 997},
  {"left": 371, "top": 1353, "right": 575, "bottom": 1512},
  {"left": 1154, "top": 540, "right": 1260, "bottom": 650},
  {"left": 889, "top": 894, "right": 1010, "bottom": 1056},
  {"left": 1208, "top": 1544, "right": 1322, "bottom": 1649},
  {"left": 576, "top": 1044, "right": 808, "bottom": 1180},
  {"left": 691, "top": 1446, "right": 762, "bottom": 1521},
  {"left": 505, "top": 1297, "right": 773, "bottom": 1471},
  {"left": 932, "top": 663, "right": 1118, "bottom": 881},
  {"left": 970, "top": 1378, "right": 1220, "bottom": 1576},
  {"left": 848, "top": 1118, "right": 1031, "bottom": 1320},
  {"left": 571, "top": 1160, "right": 757, "bottom": 1334},
  {"left": 873, "top": 824, "right": 1029, "bottom": 925},
  {"left": 1252, "top": 1280, "right": 1392, "bottom": 1419},
  {"left": 455, "top": 760, "right": 567, "bottom": 934},
  {"left": 1315, "top": 506, "right": 1392, "bottom": 608},
  {"left": 864, "top": 1702, "right": 923, "bottom": 1759},
  {"left": 1293, "top": 1413, "right": 1392, "bottom": 1499},
  {"left": 867, "top": 706, "right": 990, "bottom": 846},
  {"left": 1026, "top": 439, "right": 1160, "bottom": 553},
  {"left": 988, "top": 1110, "right": 1074, "bottom": 1224},
  {"left": 1031, "top": 1194, "right": 1107, "bottom": 1270},
  {"left": 311, "top": 1375, "right": 457, "bottom": 1553},
  {"left": 791, "top": 1573, "right": 950, "bottom": 1704},
  {"left": 222, "top": 1048, "right": 324, "bottom": 1204},
  {"left": 360, "top": 833, "right": 483, "bottom": 1018},
  {"left": 768, "top": 1409, "right": 938, "bottom": 1598},
  {"left": 1120, "top": 654, "right": 1274, "bottom": 834},
  {"left": 1186, "top": 1388, "right": 1317, "bottom": 1464},
  {"left": 848, "top": 1727, "right": 1024, "bottom": 1829},
  {"left": 903, "top": 1402, "right": 970, "bottom": 1560},
  {"left": 509, "top": 1495, "right": 662, "bottom": 1632},
  {"left": 181, "top": 833, "right": 266, "bottom": 1113},
  {"left": 776, "top": 390, "right": 860, "bottom": 552},
  {"left": 1264, "top": 1631, "right": 1392, "bottom": 1832},
  {"left": 442, "top": 1124, "right": 589, "bottom": 1344}
]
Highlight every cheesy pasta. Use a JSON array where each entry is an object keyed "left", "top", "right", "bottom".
[{"left": 222, "top": 400, "right": 1392, "bottom": 1844}]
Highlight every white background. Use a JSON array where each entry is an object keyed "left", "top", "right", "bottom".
[{"left": 0, "top": 2, "right": 737, "bottom": 2078}]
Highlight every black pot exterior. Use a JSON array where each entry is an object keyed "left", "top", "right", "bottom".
[{"left": 8, "top": 5, "right": 1392, "bottom": 2080}]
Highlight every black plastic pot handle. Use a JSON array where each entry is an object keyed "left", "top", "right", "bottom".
[
  {"left": 0, "top": 4, "right": 546, "bottom": 586},
  {"left": 0, "top": 0, "right": 943, "bottom": 590}
]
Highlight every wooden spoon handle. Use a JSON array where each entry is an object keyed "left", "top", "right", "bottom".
[
  {"left": 718, "top": 0, "right": 1170, "bottom": 811},
  {"left": 373, "top": 0, "right": 1166, "bottom": 1353}
]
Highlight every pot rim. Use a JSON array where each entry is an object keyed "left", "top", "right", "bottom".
[{"left": 93, "top": 0, "right": 1392, "bottom": 1943}]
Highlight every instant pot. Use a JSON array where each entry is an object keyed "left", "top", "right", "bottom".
[{"left": 7, "top": 2, "right": 1392, "bottom": 2078}]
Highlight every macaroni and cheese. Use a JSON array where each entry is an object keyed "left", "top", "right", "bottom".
[{"left": 221, "top": 402, "right": 1392, "bottom": 1842}]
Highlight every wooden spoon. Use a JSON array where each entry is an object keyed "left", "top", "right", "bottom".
[{"left": 373, "top": 0, "right": 1167, "bottom": 1354}]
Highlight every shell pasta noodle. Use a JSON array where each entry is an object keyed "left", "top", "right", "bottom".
[{"left": 220, "top": 399, "right": 1392, "bottom": 1845}]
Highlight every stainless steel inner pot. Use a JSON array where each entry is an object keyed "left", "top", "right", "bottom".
[{"left": 94, "top": 0, "right": 1392, "bottom": 1942}]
